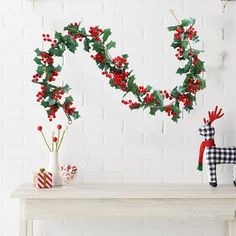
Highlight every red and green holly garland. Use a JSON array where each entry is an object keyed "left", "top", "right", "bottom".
[{"left": 32, "top": 18, "right": 205, "bottom": 122}]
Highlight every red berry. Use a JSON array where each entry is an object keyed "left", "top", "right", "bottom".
[
  {"left": 57, "top": 124, "right": 62, "bottom": 130},
  {"left": 52, "top": 137, "right": 58, "bottom": 142},
  {"left": 37, "top": 126, "right": 42, "bottom": 132}
]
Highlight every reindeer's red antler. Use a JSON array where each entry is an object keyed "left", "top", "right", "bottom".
[{"left": 204, "top": 106, "right": 224, "bottom": 125}]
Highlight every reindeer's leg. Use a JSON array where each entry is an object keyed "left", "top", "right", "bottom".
[
  {"left": 205, "top": 153, "right": 217, "bottom": 187},
  {"left": 204, "top": 157, "right": 212, "bottom": 183},
  {"left": 233, "top": 165, "right": 236, "bottom": 186},
  {"left": 206, "top": 155, "right": 217, "bottom": 187},
  {"left": 209, "top": 164, "right": 217, "bottom": 187}
]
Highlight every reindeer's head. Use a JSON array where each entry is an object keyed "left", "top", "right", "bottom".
[{"left": 198, "top": 106, "right": 224, "bottom": 140}]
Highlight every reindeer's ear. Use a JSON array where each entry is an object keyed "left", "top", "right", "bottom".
[{"left": 203, "top": 118, "right": 207, "bottom": 125}]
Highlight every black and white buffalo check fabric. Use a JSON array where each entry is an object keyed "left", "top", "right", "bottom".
[
  {"left": 198, "top": 125, "right": 215, "bottom": 140},
  {"left": 205, "top": 147, "right": 236, "bottom": 183},
  {"left": 199, "top": 124, "right": 236, "bottom": 185}
]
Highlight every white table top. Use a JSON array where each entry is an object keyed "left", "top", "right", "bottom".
[{"left": 11, "top": 183, "right": 236, "bottom": 199}]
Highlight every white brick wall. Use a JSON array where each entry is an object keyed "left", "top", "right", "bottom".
[{"left": 0, "top": 0, "right": 235, "bottom": 235}]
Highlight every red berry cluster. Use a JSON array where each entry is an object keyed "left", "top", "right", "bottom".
[
  {"left": 48, "top": 105, "right": 59, "bottom": 121},
  {"left": 91, "top": 53, "right": 106, "bottom": 63},
  {"left": 160, "top": 90, "right": 173, "bottom": 100},
  {"left": 186, "top": 26, "right": 197, "bottom": 40},
  {"left": 42, "top": 34, "right": 57, "bottom": 47},
  {"left": 36, "top": 86, "right": 46, "bottom": 102},
  {"left": 164, "top": 106, "right": 177, "bottom": 117},
  {"left": 89, "top": 26, "right": 103, "bottom": 41},
  {"left": 112, "top": 71, "right": 128, "bottom": 91},
  {"left": 121, "top": 99, "right": 140, "bottom": 109},
  {"left": 32, "top": 73, "right": 42, "bottom": 82},
  {"left": 138, "top": 86, "right": 148, "bottom": 94},
  {"left": 51, "top": 88, "right": 65, "bottom": 101},
  {"left": 175, "top": 46, "right": 184, "bottom": 60},
  {"left": 48, "top": 70, "right": 59, "bottom": 82},
  {"left": 63, "top": 102, "right": 76, "bottom": 115},
  {"left": 174, "top": 27, "right": 184, "bottom": 40},
  {"left": 144, "top": 93, "right": 155, "bottom": 103},
  {"left": 72, "top": 33, "right": 83, "bottom": 41},
  {"left": 41, "top": 52, "right": 54, "bottom": 65},
  {"left": 70, "top": 22, "right": 78, "bottom": 27},
  {"left": 186, "top": 78, "right": 201, "bottom": 94},
  {"left": 67, "top": 23, "right": 83, "bottom": 41},
  {"left": 112, "top": 56, "right": 127, "bottom": 68},
  {"left": 178, "top": 94, "right": 192, "bottom": 106},
  {"left": 102, "top": 71, "right": 129, "bottom": 91}
]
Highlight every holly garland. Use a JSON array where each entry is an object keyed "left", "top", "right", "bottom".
[{"left": 32, "top": 18, "right": 205, "bottom": 122}]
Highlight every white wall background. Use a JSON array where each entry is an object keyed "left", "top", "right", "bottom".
[{"left": 0, "top": 0, "right": 236, "bottom": 235}]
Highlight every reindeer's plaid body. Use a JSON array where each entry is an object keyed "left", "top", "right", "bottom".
[{"left": 205, "top": 146, "right": 236, "bottom": 184}]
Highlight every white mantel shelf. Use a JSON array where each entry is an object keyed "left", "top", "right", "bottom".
[
  {"left": 11, "top": 183, "right": 236, "bottom": 236},
  {"left": 11, "top": 183, "right": 236, "bottom": 199}
]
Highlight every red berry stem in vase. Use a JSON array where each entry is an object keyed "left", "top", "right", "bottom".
[
  {"left": 56, "top": 124, "right": 62, "bottom": 151},
  {"left": 57, "top": 126, "right": 68, "bottom": 151},
  {"left": 37, "top": 126, "right": 51, "bottom": 152}
]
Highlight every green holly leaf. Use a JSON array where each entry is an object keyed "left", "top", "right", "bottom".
[
  {"left": 103, "top": 63, "right": 111, "bottom": 71},
  {"left": 127, "top": 75, "right": 136, "bottom": 90},
  {"left": 92, "top": 41, "right": 105, "bottom": 52},
  {"left": 64, "top": 37, "right": 78, "bottom": 53},
  {"left": 102, "top": 29, "right": 111, "bottom": 42},
  {"left": 181, "top": 40, "right": 188, "bottom": 49},
  {"left": 64, "top": 25, "right": 78, "bottom": 34},
  {"left": 171, "top": 115, "right": 179, "bottom": 122},
  {"left": 65, "top": 96, "right": 74, "bottom": 104},
  {"left": 41, "top": 100, "right": 49, "bottom": 108},
  {"left": 149, "top": 106, "right": 158, "bottom": 115},
  {"left": 72, "top": 111, "right": 80, "bottom": 119},
  {"left": 105, "top": 53, "right": 113, "bottom": 63},
  {"left": 49, "top": 44, "right": 65, "bottom": 57},
  {"left": 168, "top": 26, "right": 177, "bottom": 31},
  {"left": 106, "top": 41, "right": 116, "bottom": 50},
  {"left": 48, "top": 98, "right": 56, "bottom": 106},
  {"left": 54, "top": 65, "right": 62, "bottom": 72},
  {"left": 54, "top": 31, "right": 63, "bottom": 43},
  {"left": 35, "top": 48, "right": 42, "bottom": 56},
  {"left": 146, "top": 85, "right": 152, "bottom": 92},
  {"left": 63, "top": 84, "right": 71, "bottom": 93},
  {"left": 171, "top": 104, "right": 180, "bottom": 114},
  {"left": 98, "top": 63, "right": 105, "bottom": 70},
  {"left": 199, "top": 79, "right": 206, "bottom": 90},
  {"left": 183, "top": 50, "right": 190, "bottom": 59},
  {"left": 176, "top": 67, "right": 185, "bottom": 75},
  {"left": 37, "top": 66, "right": 44, "bottom": 75},
  {"left": 171, "top": 87, "right": 180, "bottom": 98},
  {"left": 122, "top": 54, "right": 128, "bottom": 59},
  {"left": 153, "top": 90, "right": 163, "bottom": 106},
  {"left": 34, "top": 57, "right": 42, "bottom": 65},
  {"left": 198, "top": 60, "right": 205, "bottom": 70},
  {"left": 178, "top": 85, "right": 187, "bottom": 93},
  {"left": 79, "top": 27, "right": 86, "bottom": 37},
  {"left": 109, "top": 79, "right": 115, "bottom": 87},
  {"left": 171, "top": 42, "right": 181, "bottom": 49},
  {"left": 181, "top": 18, "right": 195, "bottom": 27},
  {"left": 193, "top": 35, "right": 199, "bottom": 43},
  {"left": 183, "top": 61, "right": 191, "bottom": 73},
  {"left": 84, "top": 38, "right": 91, "bottom": 52}
]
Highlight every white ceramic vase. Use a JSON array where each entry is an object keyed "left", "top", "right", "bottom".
[{"left": 47, "top": 152, "right": 62, "bottom": 186}]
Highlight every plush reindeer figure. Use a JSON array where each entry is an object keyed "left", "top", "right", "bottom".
[{"left": 198, "top": 106, "right": 236, "bottom": 187}]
